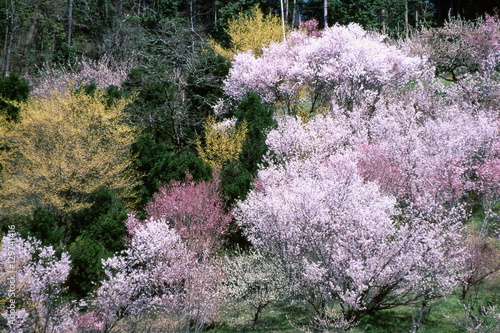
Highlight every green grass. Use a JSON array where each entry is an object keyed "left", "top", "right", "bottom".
[
  {"left": 208, "top": 301, "right": 309, "bottom": 332},
  {"left": 209, "top": 279, "right": 500, "bottom": 332}
]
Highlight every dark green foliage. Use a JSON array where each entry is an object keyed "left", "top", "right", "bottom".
[
  {"left": 78, "top": 82, "right": 126, "bottom": 107},
  {"left": 435, "top": 0, "right": 500, "bottom": 24},
  {"left": 79, "top": 81, "right": 99, "bottom": 97},
  {"left": 210, "top": 0, "right": 273, "bottom": 46},
  {"left": 329, "top": 0, "right": 380, "bottom": 28},
  {"left": 67, "top": 236, "right": 110, "bottom": 298},
  {"left": 25, "top": 207, "right": 63, "bottom": 248},
  {"left": 0, "top": 215, "right": 27, "bottom": 236},
  {"left": 185, "top": 48, "right": 231, "bottom": 117},
  {"left": 132, "top": 133, "right": 213, "bottom": 208},
  {"left": 221, "top": 162, "right": 254, "bottom": 204},
  {"left": 122, "top": 65, "right": 192, "bottom": 145},
  {"left": 123, "top": 66, "right": 170, "bottom": 111},
  {"left": 0, "top": 73, "right": 30, "bottom": 122},
  {"left": 121, "top": 24, "right": 229, "bottom": 209},
  {"left": 53, "top": 43, "right": 77, "bottom": 66},
  {"left": 234, "top": 92, "right": 276, "bottom": 174},
  {"left": 104, "top": 84, "right": 126, "bottom": 106},
  {"left": 138, "top": 1, "right": 187, "bottom": 32},
  {"left": 301, "top": 0, "right": 432, "bottom": 36},
  {"left": 70, "top": 187, "right": 128, "bottom": 252},
  {"left": 122, "top": 26, "right": 230, "bottom": 147},
  {"left": 221, "top": 93, "right": 276, "bottom": 205},
  {"left": 219, "top": 94, "right": 275, "bottom": 248},
  {"left": 66, "top": 187, "right": 129, "bottom": 297},
  {"left": 156, "top": 0, "right": 185, "bottom": 18}
]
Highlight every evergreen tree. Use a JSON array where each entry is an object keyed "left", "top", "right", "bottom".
[{"left": 0, "top": 73, "right": 30, "bottom": 122}]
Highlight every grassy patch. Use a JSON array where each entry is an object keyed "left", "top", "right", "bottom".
[
  {"left": 210, "top": 282, "right": 500, "bottom": 332},
  {"left": 209, "top": 301, "right": 310, "bottom": 332}
]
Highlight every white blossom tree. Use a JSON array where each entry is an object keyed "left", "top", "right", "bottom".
[
  {"left": 236, "top": 118, "right": 468, "bottom": 322},
  {"left": 91, "top": 218, "right": 223, "bottom": 332},
  {"left": 224, "top": 23, "right": 426, "bottom": 114},
  {"left": 0, "top": 232, "right": 75, "bottom": 332}
]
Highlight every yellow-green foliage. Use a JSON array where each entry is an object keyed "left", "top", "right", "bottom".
[
  {"left": 210, "top": 6, "right": 285, "bottom": 60},
  {"left": 197, "top": 116, "right": 248, "bottom": 170},
  {"left": 0, "top": 89, "right": 138, "bottom": 217}
]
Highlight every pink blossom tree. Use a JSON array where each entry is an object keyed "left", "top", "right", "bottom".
[
  {"left": 91, "top": 219, "right": 224, "bottom": 332},
  {"left": 0, "top": 232, "right": 75, "bottom": 332},
  {"left": 98, "top": 173, "right": 232, "bottom": 331},
  {"left": 26, "top": 55, "right": 133, "bottom": 96},
  {"left": 460, "top": 143, "right": 500, "bottom": 298},
  {"left": 354, "top": 80, "right": 500, "bottom": 209},
  {"left": 224, "top": 23, "right": 426, "bottom": 114},
  {"left": 298, "top": 19, "right": 323, "bottom": 38},
  {"left": 465, "top": 14, "right": 500, "bottom": 75},
  {"left": 263, "top": 114, "right": 352, "bottom": 163},
  {"left": 145, "top": 173, "right": 232, "bottom": 255},
  {"left": 236, "top": 152, "right": 467, "bottom": 322}
]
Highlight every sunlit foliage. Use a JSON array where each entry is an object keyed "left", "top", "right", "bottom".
[
  {"left": 196, "top": 116, "right": 247, "bottom": 170},
  {"left": 0, "top": 89, "right": 138, "bottom": 219},
  {"left": 209, "top": 6, "right": 285, "bottom": 60}
]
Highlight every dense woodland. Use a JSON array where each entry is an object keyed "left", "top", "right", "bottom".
[{"left": 0, "top": 0, "right": 499, "bottom": 332}]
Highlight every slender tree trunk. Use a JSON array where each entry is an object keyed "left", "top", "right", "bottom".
[
  {"left": 189, "top": 0, "right": 196, "bottom": 32},
  {"left": 323, "top": 0, "right": 328, "bottom": 28},
  {"left": 67, "top": 0, "right": 73, "bottom": 45},
  {"left": 381, "top": 8, "right": 386, "bottom": 35},
  {"left": 405, "top": 0, "right": 409, "bottom": 39},
  {"left": 280, "top": 0, "right": 286, "bottom": 40},
  {"left": 409, "top": 300, "right": 430, "bottom": 333},
  {"left": 2, "top": 0, "right": 14, "bottom": 77},
  {"left": 2, "top": 29, "right": 8, "bottom": 77},
  {"left": 415, "top": 8, "right": 418, "bottom": 30},
  {"left": 284, "top": 0, "right": 288, "bottom": 24},
  {"left": 213, "top": 0, "right": 217, "bottom": 26},
  {"left": 291, "top": 0, "right": 297, "bottom": 26}
]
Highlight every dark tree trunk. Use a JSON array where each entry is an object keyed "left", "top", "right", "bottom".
[{"left": 67, "top": 0, "right": 73, "bottom": 45}]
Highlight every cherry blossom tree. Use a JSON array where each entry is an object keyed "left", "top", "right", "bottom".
[
  {"left": 237, "top": 152, "right": 467, "bottom": 322},
  {"left": 357, "top": 86, "right": 500, "bottom": 209},
  {"left": 405, "top": 14, "right": 500, "bottom": 81},
  {"left": 224, "top": 23, "right": 426, "bottom": 114},
  {"left": 91, "top": 218, "right": 224, "bottom": 332},
  {"left": 26, "top": 55, "right": 133, "bottom": 97},
  {"left": 234, "top": 107, "right": 474, "bottom": 323},
  {"left": 263, "top": 114, "right": 352, "bottom": 164},
  {"left": 465, "top": 14, "right": 500, "bottom": 75},
  {"left": 145, "top": 172, "right": 232, "bottom": 255},
  {"left": 222, "top": 249, "right": 289, "bottom": 327},
  {"left": 0, "top": 232, "right": 75, "bottom": 332}
]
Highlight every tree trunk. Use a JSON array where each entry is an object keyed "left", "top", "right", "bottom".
[
  {"left": 381, "top": 9, "right": 386, "bottom": 35},
  {"left": 323, "top": 0, "right": 328, "bottom": 28},
  {"left": 67, "top": 0, "right": 73, "bottom": 45},
  {"left": 284, "top": 0, "right": 288, "bottom": 24},
  {"left": 415, "top": 8, "right": 418, "bottom": 30},
  {"left": 280, "top": 0, "right": 286, "bottom": 40},
  {"left": 189, "top": 0, "right": 196, "bottom": 32},
  {"left": 2, "top": 0, "right": 14, "bottom": 77},
  {"left": 405, "top": 0, "right": 409, "bottom": 39}
]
